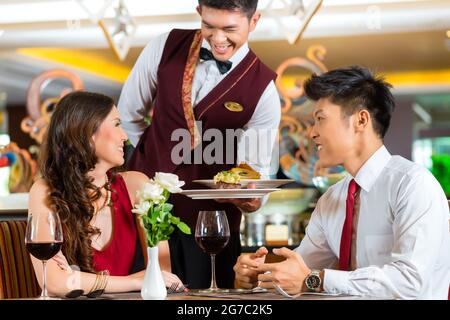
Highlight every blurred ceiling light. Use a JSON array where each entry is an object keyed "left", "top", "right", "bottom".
[
  {"left": 76, "top": 0, "right": 115, "bottom": 24},
  {"left": 0, "top": 0, "right": 445, "bottom": 47},
  {"left": 0, "top": 0, "right": 429, "bottom": 24},
  {"left": 289, "top": 0, "right": 305, "bottom": 15},
  {"left": 264, "top": 0, "right": 323, "bottom": 44},
  {"left": 99, "top": 0, "right": 137, "bottom": 61},
  {"left": 446, "top": 30, "right": 450, "bottom": 38}
]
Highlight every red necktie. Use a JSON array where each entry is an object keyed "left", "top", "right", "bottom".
[{"left": 339, "top": 179, "right": 360, "bottom": 271}]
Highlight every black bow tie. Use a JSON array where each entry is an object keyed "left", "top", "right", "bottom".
[{"left": 199, "top": 47, "right": 232, "bottom": 75}]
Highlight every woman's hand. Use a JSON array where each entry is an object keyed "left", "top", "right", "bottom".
[{"left": 162, "top": 271, "right": 188, "bottom": 292}]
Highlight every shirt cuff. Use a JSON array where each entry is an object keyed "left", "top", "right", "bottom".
[{"left": 323, "top": 269, "right": 350, "bottom": 294}]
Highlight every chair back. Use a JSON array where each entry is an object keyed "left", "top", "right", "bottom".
[{"left": 0, "top": 220, "right": 40, "bottom": 299}]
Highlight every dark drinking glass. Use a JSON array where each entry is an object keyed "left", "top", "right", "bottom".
[
  {"left": 26, "top": 242, "right": 62, "bottom": 260},
  {"left": 195, "top": 210, "right": 230, "bottom": 293},
  {"left": 195, "top": 235, "right": 229, "bottom": 255},
  {"left": 25, "top": 211, "right": 63, "bottom": 299}
]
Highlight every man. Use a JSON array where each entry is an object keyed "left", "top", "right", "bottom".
[
  {"left": 118, "top": 0, "right": 281, "bottom": 289},
  {"left": 233, "top": 66, "right": 450, "bottom": 299}
]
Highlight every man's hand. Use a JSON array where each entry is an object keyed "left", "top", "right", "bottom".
[
  {"left": 233, "top": 247, "right": 268, "bottom": 289},
  {"left": 256, "top": 247, "right": 311, "bottom": 295},
  {"left": 215, "top": 183, "right": 262, "bottom": 212}
]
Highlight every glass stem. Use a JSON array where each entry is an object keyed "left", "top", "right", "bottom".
[
  {"left": 210, "top": 254, "right": 218, "bottom": 290},
  {"left": 41, "top": 260, "right": 48, "bottom": 298}
]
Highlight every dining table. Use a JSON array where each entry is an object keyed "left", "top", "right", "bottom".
[{"left": 81, "top": 289, "right": 383, "bottom": 300}]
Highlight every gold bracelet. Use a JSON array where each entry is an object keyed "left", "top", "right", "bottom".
[
  {"left": 99, "top": 270, "right": 109, "bottom": 292},
  {"left": 88, "top": 272, "right": 100, "bottom": 295}
]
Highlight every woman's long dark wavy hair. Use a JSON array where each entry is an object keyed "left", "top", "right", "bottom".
[{"left": 40, "top": 91, "right": 115, "bottom": 272}]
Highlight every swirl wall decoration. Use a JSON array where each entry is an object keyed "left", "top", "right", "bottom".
[
  {"left": 275, "top": 45, "right": 328, "bottom": 185},
  {"left": 21, "top": 69, "right": 84, "bottom": 145}
]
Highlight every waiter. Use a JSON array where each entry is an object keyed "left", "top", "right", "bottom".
[{"left": 118, "top": 0, "right": 281, "bottom": 289}]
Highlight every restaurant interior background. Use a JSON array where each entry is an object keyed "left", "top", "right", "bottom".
[{"left": 0, "top": 0, "right": 449, "bottom": 250}]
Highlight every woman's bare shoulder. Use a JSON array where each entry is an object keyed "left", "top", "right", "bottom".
[
  {"left": 118, "top": 171, "right": 150, "bottom": 203},
  {"left": 29, "top": 178, "right": 50, "bottom": 195},
  {"left": 119, "top": 171, "right": 150, "bottom": 189},
  {"left": 28, "top": 178, "right": 52, "bottom": 213},
  {"left": 119, "top": 171, "right": 150, "bottom": 183}
]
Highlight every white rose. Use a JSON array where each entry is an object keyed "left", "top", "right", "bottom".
[
  {"left": 141, "top": 181, "right": 165, "bottom": 203},
  {"left": 154, "top": 172, "right": 185, "bottom": 193},
  {"left": 131, "top": 200, "right": 151, "bottom": 216}
]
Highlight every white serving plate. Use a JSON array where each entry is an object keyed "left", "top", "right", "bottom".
[
  {"left": 180, "top": 188, "right": 281, "bottom": 199},
  {"left": 192, "top": 179, "right": 294, "bottom": 189}
]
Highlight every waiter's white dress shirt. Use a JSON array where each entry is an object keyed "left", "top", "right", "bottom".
[
  {"left": 117, "top": 32, "right": 281, "bottom": 178},
  {"left": 296, "top": 145, "right": 450, "bottom": 299}
]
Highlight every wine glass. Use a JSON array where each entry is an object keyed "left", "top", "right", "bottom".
[
  {"left": 25, "top": 211, "right": 63, "bottom": 299},
  {"left": 195, "top": 210, "right": 230, "bottom": 293}
]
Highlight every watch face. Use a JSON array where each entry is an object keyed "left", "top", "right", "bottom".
[{"left": 306, "top": 274, "right": 321, "bottom": 290}]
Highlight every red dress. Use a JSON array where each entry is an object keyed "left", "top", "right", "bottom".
[{"left": 92, "top": 174, "right": 137, "bottom": 276}]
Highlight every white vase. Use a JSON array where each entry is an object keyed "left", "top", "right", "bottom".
[{"left": 141, "top": 246, "right": 167, "bottom": 300}]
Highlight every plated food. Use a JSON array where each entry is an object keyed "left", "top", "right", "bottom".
[
  {"left": 180, "top": 188, "right": 281, "bottom": 199},
  {"left": 193, "top": 163, "right": 294, "bottom": 190},
  {"left": 213, "top": 163, "right": 260, "bottom": 189}
]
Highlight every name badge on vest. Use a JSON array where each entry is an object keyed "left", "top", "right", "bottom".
[{"left": 224, "top": 101, "right": 244, "bottom": 112}]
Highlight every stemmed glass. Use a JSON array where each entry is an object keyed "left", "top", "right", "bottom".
[
  {"left": 195, "top": 210, "right": 230, "bottom": 293},
  {"left": 25, "top": 211, "right": 63, "bottom": 299}
]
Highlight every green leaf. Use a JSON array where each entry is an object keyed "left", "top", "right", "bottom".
[
  {"left": 142, "top": 215, "right": 151, "bottom": 226},
  {"left": 150, "top": 209, "right": 160, "bottom": 223},
  {"left": 160, "top": 210, "right": 168, "bottom": 220},
  {"left": 161, "top": 203, "right": 173, "bottom": 212},
  {"left": 170, "top": 216, "right": 180, "bottom": 224},
  {"left": 177, "top": 222, "right": 191, "bottom": 235}
]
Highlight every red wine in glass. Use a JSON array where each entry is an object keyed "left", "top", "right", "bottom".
[
  {"left": 25, "top": 211, "right": 63, "bottom": 299},
  {"left": 26, "top": 242, "right": 62, "bottom": 261},
  {"left": 195, "top": 210, "right": 230, "bottom": 293},
  {"left": 195, "top": 235, "right": 229, "bottom": 255}
]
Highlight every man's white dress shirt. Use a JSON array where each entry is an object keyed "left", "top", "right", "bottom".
[
  {"left": 296, "top": 145, "right": 450, "bottom": 299},
  {"left": 117, "top": 32, "right": 281, "bottom": 178}
]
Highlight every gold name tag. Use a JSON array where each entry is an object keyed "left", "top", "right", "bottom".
[{"left": 224, "top": 101, "right": 244, "bottom": 112}]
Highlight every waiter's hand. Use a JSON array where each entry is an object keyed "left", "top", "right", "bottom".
[{"left": 215, "top": 183, "right": 262, "bottom": 212}]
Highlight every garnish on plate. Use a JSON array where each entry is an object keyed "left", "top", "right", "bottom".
[{"left": 213, "top": 163, "right": 260, "bottom": 189}]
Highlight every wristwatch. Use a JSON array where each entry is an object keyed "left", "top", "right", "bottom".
[{"left": 305, "top": 270, "right": 322, "bottom": 292}]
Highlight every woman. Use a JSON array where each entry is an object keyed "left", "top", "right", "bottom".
[{"left": 28, "top": 91, "right": 183, "bottom": 297}]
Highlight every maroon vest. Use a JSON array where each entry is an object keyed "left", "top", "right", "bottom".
[{"left": 128, "top": 29, "right": 277, "bottom": 232}]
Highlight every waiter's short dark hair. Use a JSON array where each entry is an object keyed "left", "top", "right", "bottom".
[
  {"left": 198, "top": 0, "right": 258, "bottom": 19},
  {"left": 304, "top": 66, "right": 395, "bottom": 138}
]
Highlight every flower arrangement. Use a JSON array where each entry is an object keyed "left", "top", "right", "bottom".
[{"left": 132, "top": 172, "right": 191, "bottom": 247}]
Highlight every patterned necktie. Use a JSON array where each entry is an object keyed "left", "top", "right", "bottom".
[
  {"left": 339, "top": 179, "right": 360, "bottom": 271},
  {"left": 199, "top": 47, "right": 233, "bottom": 74}
]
